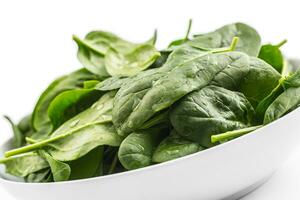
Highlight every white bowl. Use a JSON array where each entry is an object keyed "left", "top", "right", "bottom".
[{"left": 1, "top": 106, "right": 300, "bottom": 200}]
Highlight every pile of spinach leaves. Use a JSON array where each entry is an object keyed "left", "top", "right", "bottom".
[{"left": 1, "top": 21, "right": 299, "bottom": 183}]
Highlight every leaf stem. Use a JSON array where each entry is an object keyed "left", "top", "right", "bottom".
[
  {"left": 5, "top": 134, "right": 67, "bottom": 157},
  {"left": 108, "top": 152, "right": 118, "bottom": 174},
  {"left": 213, "top": 37, "right": 239, "bottom": 53},
  {"left": 184, "top": 19, "right": 193, "bottom": 40},
  {"left": 276, "top": 39, "right": 287, "bottom": 48},
  {"left": 211, "top": 125, "right": 263, "bottom": 143}
]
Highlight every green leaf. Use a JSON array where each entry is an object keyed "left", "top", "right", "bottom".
[
  {"left": 32, "top": 69, "right": 99, "bottom": 137},
  {"left": 191, "top": 22, "right": 261, "bottom": 56},
  {"left": 256, "top": 69, "right": 300, "bottom": 119},
  {"left": 73, "top": 31, "right": 159, "bottom": 77},
  {"left": 0, "top": 153, "right": 49, "bottom": 177},
  {"left": 264, "top": 87, "right": 300, "bottom": 124},
  {"left": 48, "top": 88, "right": 102, "bottom": 130},
  {"left": 5, "top": 92, "right": 123, "bottom": 161},
  {"left": 105, "top": 44, "right": 160, "bottom": 76},
  {"left": 68, "top": 147, "right": 103, "bottom": 180},
  {"left": 4, "top": 116, "right": 24, "bottom": 148},
  {"left": 113, "top": 47, "right": 249, "bottom": 136},
  {"left": 170, "top": 86, "right": 255, "bottom": 147},
  {"left": 17, "top": 114, "right": 33, "bottom": 135},
  {"left": 258, "top": 40, "right": 287, "bottom": 73},
  {"left": 118, "top": 125, "right": 168, "bottom": 170},
  {"left": 40, "top": 151, "right": 71, "bottom": 182},
  {"left": 238, "top": 57, "right": 281, "bottom": 107},
  {"left": 152, "top": 131, "right": 203, "bottom": 163},
  {"left": 25, "top": 168, "right": 53, "bottom": 183}
]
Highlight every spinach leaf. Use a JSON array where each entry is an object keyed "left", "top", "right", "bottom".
[
  {"left": 152, "top": 131, "right": 203, "bottom": 163},
  {"left": 238, "top": 57, "right": 281, "bottom": 107},
  {"left": 0, "top": 153, "right": 49, "bottom": 177},
  {"left": 105, "top": 44, "right": 160, "bottom": 76},
  {"left": 258, "top": 40, "right": 287, "bottom": 73},
  {"left": 32, "top": 69, "right": 99, "bottom": 137},
  {"left": 118, "top": 125, "right": 168, "bottom": 170},
  {"left": 256, "top": 69, "right": 300, "bottom": 119},
  {"left": 48, "top": 88, "right": 102, "bottom": 130},
  {"left": 5, "top": 92, "right": 123, "bottom": 161},
  {"left": 73, "top": 31, "right": 159, "bottom": 77},
  {"left": 4, "top": 116, "right": 24, "bottom": 148},
  {"left": 68, "top": 147, "right": 103, "bottom": 180},
  {"left": 25, "top": 168, "right": 52, "bottom": 183},
  {"left": 170, "top": 86, "right": 255, "bottom": 147},
  {"left": 191, "top": 22, "right": 261, "bottom": 56},
  {"left": 264, "top": 87, "right": 300, "bottom": 124},
  {"left": 113, "top": 47, "right": 249, "bottom": 136},
  {"left": 40, "top": 151, "right": 71, "bottom": 182}
]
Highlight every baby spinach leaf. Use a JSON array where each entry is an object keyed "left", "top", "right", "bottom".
[
  {"left": 258, "top": 40, "right": 287, "bottom": 73},
  {"left": 48, "top": 88, "right": 102, "bottom": 130},
  {"left": 40, "top": 151, "right": 71, "bottom": 182},
  {"left": 5, "top": 92, "right": 123, "bottom": 161},
  {"left": 191, "top": 22, "right": 261, "bottom": 56},
  {"left": 113, "top": 49, "right": 249, "bottom": 136},
  {"left": 32, "top": 69, "right": 99, "bottom": 137},
  {"left": 105, "top": 44, "right": 160, "bottom": 76},
  {"left": 256, "top": 69, "right": 300, "bottom": 119},
  {"left": 73, "top": 31, "right": 159, "bottom": 77},
  {"left": 0, "top": 153, "right": 49, "bottom": 177},
  {"left": 152, "top": 131, "right": 203, "bottom": 163},
  {"left": 238, "top": 57, "right": 281, "bottom": 107},
  {"left": 4, "top": 116, "right": 24, "bottom": 148},
  {"left": 68, "top": 147, "right": 103, "bottom": 180},
  {"left": 264, "top": 87, "right": 300, "bottom": 124},
  {"left": 118, "top": 125, "right": 168, "bottom": 170},
  {"left": 25, "top": 168, "right": 52, "bottom": 183},
  {"left": 170, "top": 86, "right": 255, "bottom": 147}
]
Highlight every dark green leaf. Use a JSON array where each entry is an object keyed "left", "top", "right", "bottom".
[
  {"left": 170, "top": 86, "right": 255, "bottom": 147},
  {"left": 152, "top": 131, "right": 203, "bottom": 163},
  {"left": 118, "top": 125, "right": 168, "bottom": 170}
]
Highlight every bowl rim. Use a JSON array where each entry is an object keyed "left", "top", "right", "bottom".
[{"left": 1, "top": 106, "right": 299, "bottom": 186}]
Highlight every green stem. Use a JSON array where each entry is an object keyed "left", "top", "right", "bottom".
[
  {"left": 5, "top": 134, "right": 67, "bottom": 157},
  {"left": 184, "top": 19, "right": 193, "bottom": 40},
  {"left": 211, "top": 125, "right": 263, "bottom": 143},
  {"left": 26, "top": 137, "right": 38, "bottom": 144},
  {"left": 213, "top": 37, "right": 239, "bottom": 53},
  {"left": 276, "top": 39, "right": 287, "bottom": 48},
  {"left": 108, "top": 153, "right": 118, "bottom": 174}
]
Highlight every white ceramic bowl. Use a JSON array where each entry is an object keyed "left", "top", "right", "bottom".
[{"left": 1, "top": 106, "right": 300, "bottom": 200}]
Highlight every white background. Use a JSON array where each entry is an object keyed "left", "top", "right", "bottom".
[{"left": 0, "top": 0, "right": 300, "bottom": 199}]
